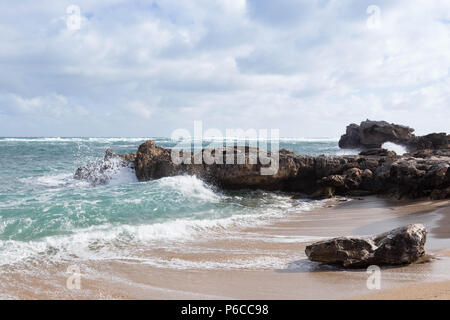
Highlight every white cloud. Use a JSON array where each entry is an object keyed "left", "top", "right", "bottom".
[
  {"left": 0, "top": 93, "right": 88, "bottom": 118},
  {"left": 126, "top": 100, "right": 157, "bottom": 119},
  {"left": 0, "top": 0, "right": 448, "bottom": 137}
]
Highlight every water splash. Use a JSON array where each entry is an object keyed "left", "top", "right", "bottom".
[
  {"left": 382, "top": 142, "right": 407, "bottom": 155},
  {"left": 74, "top": 149, "right": 137, "bottom": 186}
]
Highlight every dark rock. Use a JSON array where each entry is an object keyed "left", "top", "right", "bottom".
[
  {"left": 408, "top": 133, "right": 450, "bottom": 151},
  {"left": 359, "top": 120, "right": 414, "bottom": 148},
  {"left": 110, "top": 139, "right": 450, "bottom": 200},
  {"left": 404, "top": 148, "right": 450, "bottom": 158},
  {"left": 339, "top": 120, "right": 414, "bottom": 149},
  {"left": 430, "top": 187, "right": 450, "bottom": 200},
  {"left": 359, "top": 148, "right": 397, "bottom": 157},
  {"left": 73, "top": 119, "right": 447, "bottom": 199},
  {"left": 339, "top": 119, "right": 449, "bottom": 152},
  {"left": 338, "top": 123, "right": 361, "bottom": 149},
  {"left": 310, "top": 187, "right": 335, "bottom": 199},
  {"left": 319, "top": 175, "right": 346, "bottom": 188},
  {"left": 305, "top": 224, "right": 427, "bottom": 268}
]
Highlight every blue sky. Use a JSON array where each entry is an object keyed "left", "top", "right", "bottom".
[{"left": 0, "top": 0, "right": 449, "bottom": 137}]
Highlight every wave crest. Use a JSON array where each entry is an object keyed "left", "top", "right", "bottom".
[{"left": 156, "top": 175, "right": 220, "bottom": 202}]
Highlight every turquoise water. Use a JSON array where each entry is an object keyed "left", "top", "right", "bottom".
[{"left": 0, "top": 137, "right": 347, "bottom": 266}]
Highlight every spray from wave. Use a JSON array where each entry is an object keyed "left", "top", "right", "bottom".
[
  {"left": 74, "top": 148, "right": 137, "bottom": 186},
  {"left": 382, "top": 142, "right": 408, "bottom": 155}
]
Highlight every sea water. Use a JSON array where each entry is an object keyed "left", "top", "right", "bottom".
[{"left": 0, "top": 137, "right": 352, "bottom": 267}]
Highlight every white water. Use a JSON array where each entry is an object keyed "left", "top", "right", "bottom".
[
  {"left": 0, "top": 138, "right": 340, "bottom": 271},
  {"left": 382, "top": 142, "right": 408, "bottom": 155}
]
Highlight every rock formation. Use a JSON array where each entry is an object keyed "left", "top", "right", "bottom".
[
  {"left": 74, "top": 139, "right": 449, "bottom": 200},
  {"left": 305, "top": 224, "right": 427, "bottom": 268},
  {"left": 74, "top": 122, "right": 449, "bottom": 200},
  {"left": 339, "top": 119, "right": 449, "bottom": 151}
]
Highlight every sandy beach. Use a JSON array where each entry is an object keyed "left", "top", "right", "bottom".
[{"left": 1, "top": 196, "right": 449, "bottom": 300}]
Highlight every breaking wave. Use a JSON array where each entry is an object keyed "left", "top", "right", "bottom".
[
  {"left": 382, "top": 142, "right": 408, "bottom": 155},
  {"left": 0, "top": 137, "right": 336, "bottom": 270}
]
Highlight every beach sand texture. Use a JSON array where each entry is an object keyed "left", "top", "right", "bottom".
[{"left": 1, "top": 196, "right": 449, "bottom": 300}]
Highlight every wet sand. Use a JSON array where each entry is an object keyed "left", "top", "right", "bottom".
[{"left": 1, "top": 196, "right": 450, "bottom": 299}]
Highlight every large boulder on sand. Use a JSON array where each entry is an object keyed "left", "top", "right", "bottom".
[{"left": 305, "top": 224, "right": 427, "bottom": 268}]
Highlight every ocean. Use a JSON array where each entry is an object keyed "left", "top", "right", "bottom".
[{"left": 0, "top": 137, "right": 353, "bottom": 269}]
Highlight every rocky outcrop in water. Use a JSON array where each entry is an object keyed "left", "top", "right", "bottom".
[
  {"left": 134, "top": 140, "right": 290, "bottom": 190},
  {"left": 115, "top": 139, "right": 450, "bottom": 200},
  {"left": 339, "top": 119, "right": 449, "bottom": 151},
  {"left": 305, "top": 224, "right": 427, "bottom": 268},
  {"left": 75, "top": 122, "right": 449, "bottom": 199}
]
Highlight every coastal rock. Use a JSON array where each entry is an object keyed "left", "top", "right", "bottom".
[
  {"left": 76, "top": 118, "right": 450, "bottom": 201},
  {"left": 404, "top": 149, "right": 450, "bottom": 159},
  {"left": 339, "top": 120, "right": 414, "bottom": 149},
  {"left": 338, "top": 123, "right": 361, "bottom": 149},
  {"left": 359, "top": 148, "right": 397, "bottom": 157},
  {"left": 408, "top": 133, "right": 450, "bottom": 151},
  {"left": 107, "top": 138, "right": 450, "bottom": 200},
  {"left": 339, "top": 120, "right": 450, "bottom": 152},
  {"left": 135, "top": 143, "right": 301, "bottom": 190},
  {"left": 305, "top": 224, "right": 427, "bottom": 268}
]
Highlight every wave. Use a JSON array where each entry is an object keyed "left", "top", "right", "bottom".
[
  {"left": 0, "top": 185, "right": 327, "bottom": 267},
  {"left": 382, "top": 142, "right": 408, "bottom": 155},
  {"left": 156, "top": 175, "right": 221, "bottom": 202},
  {"left": 74, "top": 150, "right": 137, "bottom": 186}
]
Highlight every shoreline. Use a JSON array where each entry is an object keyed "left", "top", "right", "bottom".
[{"left": 1, "top": 196, "right": 449, "bottom": 299}]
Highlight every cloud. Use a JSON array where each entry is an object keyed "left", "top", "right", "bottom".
[
  {"left": 0, "top": 93, "right": 88, "bottom": 118},
  {"left": 0, "top": 0, "right": 449, "bottom": 137},
  {"left": 126, "top": 100, "right": 157, "bottom": 119}
]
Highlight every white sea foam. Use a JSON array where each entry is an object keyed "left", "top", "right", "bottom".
[
  {"left": 382, "top": 142, "right": 408, "bottom": 155},
  {"left": 108, "top": 165, "right": 138, "bottom": 186},
  {"left": 19, "top": 173, "right": 88, "bottom": 189},
  {"left": 0, "top": 196, "right": 327, "bottom": 267},
  {"left": 138, "top": 256, "right": 291, "bottom": 270},
  {"left": 74, "top": 152, "right": 138, "bottom": 186},
  {"left": 156, "top": 175, "right": 220, "bottom": 202}
]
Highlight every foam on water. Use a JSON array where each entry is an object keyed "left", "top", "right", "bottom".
[
  {"left": 156, "top": 175, "right": 221, "bottom": 202},
  {"left": 0, "top": 197, "right": 325, "bottom": 266},
  {"left": 0, "top": 137, "right": 340, "bottom": 270}
]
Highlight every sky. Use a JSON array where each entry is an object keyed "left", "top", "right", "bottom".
[{"left": 0, "top": 0, "right": 449, "bottom": 138}]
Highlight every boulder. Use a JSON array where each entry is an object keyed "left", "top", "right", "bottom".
[{"left": 305, "top": 224, "right": 427, "bottom": 268}]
